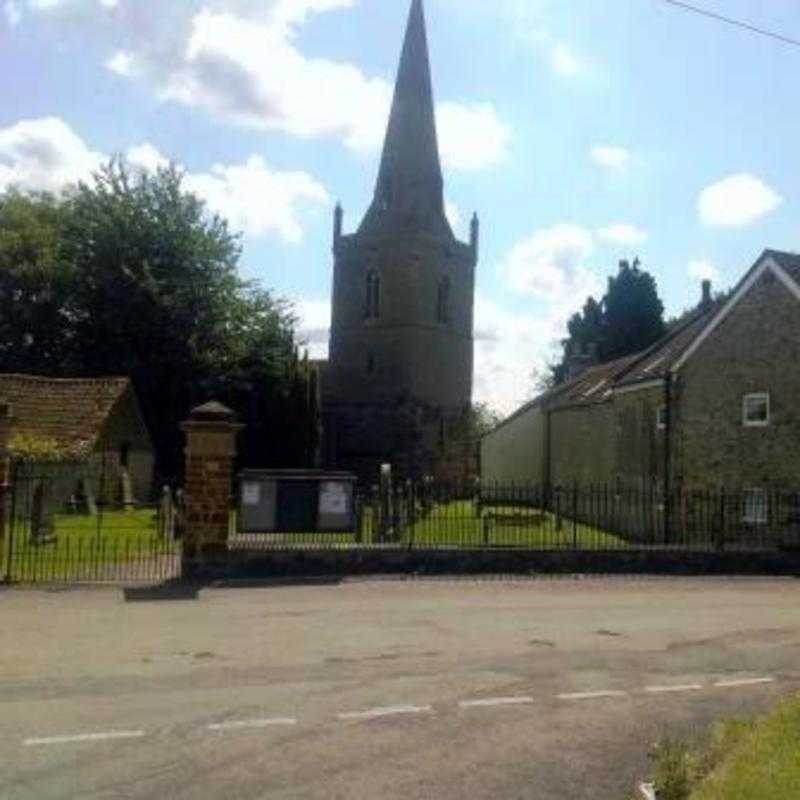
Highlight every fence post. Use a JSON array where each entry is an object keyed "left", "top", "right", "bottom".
[
  {"left": 572, "top": 481, "right": 578, "bottom": 548},
  {"left": 181, "top": 401, "right": 243, "bottom": 581},
  {"left": 0, "top": 403, "right": 14, "bottom": 581},
  {"left": 717, "top": 488, "right": 726, "bottom": 552}
]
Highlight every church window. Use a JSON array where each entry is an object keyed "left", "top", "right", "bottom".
[
  {"left": 437, "top": 277, "right": 451, "bottom": 325},
  {"left": 366, "top": 353, "right": 376, "bottom": 374},
  {"left": 365, "top": 270, "right": 380, "bottom": 319}
]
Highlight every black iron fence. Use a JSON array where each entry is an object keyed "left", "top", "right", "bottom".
[
  {"left": 1, "top": 460, "right": 181, "bottom": 585},
  {"left": 230, "top": 481, "right": 800, "bottom": 553}
]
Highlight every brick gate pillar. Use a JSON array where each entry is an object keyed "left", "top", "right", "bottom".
[{"left": 181, "top": 401, "right": 243, "bottom": 579}]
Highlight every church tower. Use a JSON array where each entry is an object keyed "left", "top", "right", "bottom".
[{"left": 324, "top": 0, "right": 478, "bottom": 478}]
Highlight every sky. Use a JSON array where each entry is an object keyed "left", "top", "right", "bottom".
[{"left": 2, "top": 0, "right": 800, "bottom": 415}]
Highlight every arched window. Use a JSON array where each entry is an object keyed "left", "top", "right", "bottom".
[
  {"left": 437, "top": 277, "right": 451, "bottom": 325},
  {"left": 365, "top": 271, "right": 380, "bottom": 319}
]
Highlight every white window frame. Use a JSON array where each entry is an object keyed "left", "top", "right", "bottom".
[
  {"left": 742, "top": 393, "right": 770, "bottom": 427},
  {"left": 656, "top": 406, "right": 667, "bottom": 430},
  {"left": 742, "top": 488, "right": 768, "bottom": 525}
]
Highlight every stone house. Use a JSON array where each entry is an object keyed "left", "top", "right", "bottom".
[
  {"left": 482, "top": 250, "right": 800, "bottom": 510},
  {"left": 0, "top": 374, "right": 154, "bottom": 508}
]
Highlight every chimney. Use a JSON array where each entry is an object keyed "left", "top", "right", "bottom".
[
  {"left": 700, "top": 279, "right": 712, "bottom": 311},
  {"left": 564, "top": 341, "right": 597, "bottom": 381}
]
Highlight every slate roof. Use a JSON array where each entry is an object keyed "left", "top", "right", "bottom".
[
  {"left": 614, "top": 309, "right": 716, "bottom": 387},
  {"left": 0, "top": 374, "right": 131, "bottom": 456},
  {"left": 548, "top": 352, "right": 644, "bottom": 405},
  {"left": 765, "top": 249, "right": 800, "bottom": 285}
]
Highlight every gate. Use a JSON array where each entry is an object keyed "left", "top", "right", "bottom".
[{"left": 1, "top": 459, "right": 181, "bottom": 585}]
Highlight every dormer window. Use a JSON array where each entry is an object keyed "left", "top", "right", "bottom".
[
  {"left": 365, "top": 270, "right": 380, "bottom": 320},
  {"left": 437, "top": 276, "right": 450, "bottom": 325}
]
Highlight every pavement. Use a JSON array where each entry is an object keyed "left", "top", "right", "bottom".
[{"left": 1, "top": 575, "right": 799, "bottom": 799}]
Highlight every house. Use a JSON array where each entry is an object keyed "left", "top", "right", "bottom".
[
  {"left": 0, "top": 374, "right": 154, "bottom": 508},
  {"left": 482, "top": 249, "right": 800, "bottom": 509}
]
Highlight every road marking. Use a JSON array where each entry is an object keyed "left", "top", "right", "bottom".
[
  {"left": 207, "top": 718, "right": 298, "bottom": 731},
  {"left": 714, "top": 677, "right": 776, "bottom": 688},
  {"left": 556, "top": 690, "right": 628, "bottom": 701},
  {"left": 459, "top": 696, "right": 534, "bottom": 709},
  {"left": 645, "top": 684, "right": 703, "bottom": 694},
  {"left": 337, "top": 705, "right": 432, "bottom": 721},
  {"left": 24, "top": 731, "right": 146, "bottom": 747}
]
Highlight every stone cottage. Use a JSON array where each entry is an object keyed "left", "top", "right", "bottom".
[
  {"left": 482, "top": 249, "right": 800, "bottom": 507},
  {"left": 0, "top": 374, "right": 154, "bottom": 509}
]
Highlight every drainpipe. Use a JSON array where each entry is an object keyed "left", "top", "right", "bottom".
[{"left": 663, "top": 373, "right": 672, "bottom": 544}]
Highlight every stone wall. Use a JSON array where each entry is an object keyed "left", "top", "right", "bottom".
[
  {"left": 549, "top": 402, "right": 616, "bottom": 486},
  {"left": 480, "top": 402, "right": 546, "bottom": 485},
  {"left": 612, "top": 386, "right": 667, "bottom": 489},
  {"left": 677, "top": 271, "right": 800, "bottom": 489}
]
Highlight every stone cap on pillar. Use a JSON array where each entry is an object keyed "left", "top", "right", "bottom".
[{"left": 182, "top": 400, "right": 244, "bottom": 435}]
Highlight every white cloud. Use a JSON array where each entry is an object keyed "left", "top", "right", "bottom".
[
  {"left": 502, "top": 223, "right": 600, "bottom": 302},
  {"left": 596, "top": 223, "right": 647, "bottom": 247},
  {"left": 33, "top": 2, "right": 509, "bottom": 170},
  {"left": 185, "top": 155, "right": 329, "bottom": 242},
  {"left": 4, "top": 0, "right": 21, "bottom": 26},
  {"left": 687, "top": 258, "right": 719, "bottom": 282},
  {"left": 126, "top": 142, "right": 169, "bottom": 172},
  {"left": 698, "top": 173, "right": 782, "bottom": 227},
  {"left": 550, "top": 42, "right": 582, "bottom": 77},
  {"left": 296, "top": 297, "right": 331, "bottom": 360},
  {"left": 106, "top": 50, "right": 134, "bottom": 76},
  {"left": 0, "top": 116, "right": 104, "bottom": 193},
  {"left": 473, "top": 294, "right": 566, "bottom": 415},
  {"left": 590, "top": 145, "right": 632, "bottom": 170},
  {"left": 445, "top": 200, "right": 461, "bottom": 234},
  {"left": 437, "top": 102, "right": 511, "bottom": 170},
  {"left": 0, "top": 117, "right": 329, "bottom": 243}
]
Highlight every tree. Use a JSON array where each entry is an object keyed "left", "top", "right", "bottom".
[
  {"left": 602, "top": 258, "right": 665, "bottom": 360},
  {"left": 0, "top": 191, "right": 76, "bottom": 373},
  {"left": 0, "top": 160, "right": 320, "bottom": 481},
  {"left": 553, "top": 258, "right": 665, "bottom": 383}
]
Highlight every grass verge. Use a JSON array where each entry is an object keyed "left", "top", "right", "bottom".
[{"left": 644, "top": 693, "right": 800, "bottom": 799}]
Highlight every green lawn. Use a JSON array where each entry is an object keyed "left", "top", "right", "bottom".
[
  {"left": 407, "top": 501, "right": 629, "bottom": 549},
  {"left": 2, "top": 508, "right": 177, "bottom": 582}
]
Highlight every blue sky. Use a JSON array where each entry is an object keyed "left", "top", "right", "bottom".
[{"left": 2, "top": 0, "right": 799, "bottom": 413}]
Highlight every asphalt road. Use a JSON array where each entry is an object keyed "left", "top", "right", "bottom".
[{"left": 1, "top": 576, "right": 799, "bottom": 799}]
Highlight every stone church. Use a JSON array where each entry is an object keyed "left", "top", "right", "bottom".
[{"left": 319, "top": 0, "right": 478, "bottom": 479}]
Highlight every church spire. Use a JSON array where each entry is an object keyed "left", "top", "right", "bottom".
[{"left": 359, "top": 0, "right": 451, "bottom": 237}]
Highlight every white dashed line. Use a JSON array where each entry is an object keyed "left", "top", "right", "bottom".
[
  {"left": 645, "top": 684, "right": 703, "bottom": 694},
  {"left": 24, "top": 731, "right": 146, "bottom": 747},
  {"left": 207, "top": 718, "right": 298, "bottom": 731},
  {"left": 714, "top": 677, "right": 776, "bottom": 689},
  {"left": 337, "top": 705, "right": 432, "bottom": 721},
  {"left": 459, "top": 696, "right": 534, "bottom": 709},
  {"left": 556, "top": 690, "right": 628, "bottom": 701}
]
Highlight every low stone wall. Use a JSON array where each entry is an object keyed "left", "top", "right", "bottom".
[{"left": 188, "top": 547, "right": 800, "bottom": 582}]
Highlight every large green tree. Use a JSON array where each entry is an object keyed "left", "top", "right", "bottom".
[
  {"left": 554, "top": 258, "right": 665, "bottom": 384},
  {"left": 0, "top": 161, "right": 320, "bottom": 481}
]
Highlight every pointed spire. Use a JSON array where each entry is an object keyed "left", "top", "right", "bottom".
[{"left": 359, "top": 0, "right": 450, "bottom": 237}]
